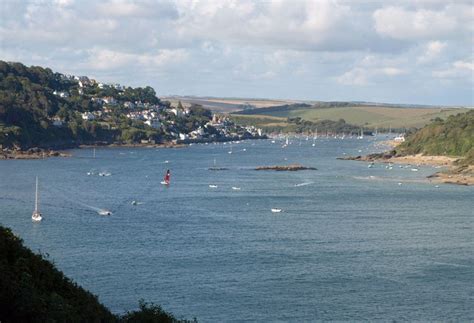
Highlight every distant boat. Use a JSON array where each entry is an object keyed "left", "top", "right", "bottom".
[
  {"left": 411, "top": 168, "right": 419, "bottom": 172},
  {"left": 209, "top": 185, "right": 218, "bottom": 188},
  {"left": 161, "top": 169, "right": 171, "bottom": 185},
  {"left": 93, "top": 148, "right": 96, "bottom": 159},
  {"left": 131, "top": 200, "right": 137, "bottom": 206},
  {"left": 98, "top": 171, "right": 111, "bottom": 177},
  {"left": 209, "top": 158, "right": 228, "bottom": 171},
  {"left": 98, "top": 209, "right": 112, "bottom": 216},
  {"left": 228, "top": 142, "right": 233, "bottom": 154},
  {"left": 394, "top": 134, "right": 405, "bottom": 142},
  {"left": 232, "top": 186, "right": 241, "bottom": 190},
  {"left": 271, "top": 208, "right": 282, "bottom": 213},
  {"left": 32, "top": 176, "right": 42, "bottom": 222},
  {"left": 357, "top": 128, "right": 364, "bottom": 140}
]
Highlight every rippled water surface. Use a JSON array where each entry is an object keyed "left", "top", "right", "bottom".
[{"left": 1, "top": 137, "right": 473, "bottom": 321}]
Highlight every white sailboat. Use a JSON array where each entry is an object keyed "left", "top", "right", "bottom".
[
  {"left": 282, "top": 136, "right": 289, "bottom": 148},
  {"left": 357, "top": 128, "right": 364, "bottom": 140},
  {"left": 32, "top": 176, "right": 42, "bottom": 222}
]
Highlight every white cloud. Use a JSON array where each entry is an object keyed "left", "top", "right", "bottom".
[
  {"left": 86, "top": 48, "right": 188, "bottom": 70},
  {"left": 336, "top": 54, "right": 408, "bottom": 86},
  {"left": 373, "top": 6, "right": 457, "bottom": 40},
  {"left": 433, "top": 59, "right": 474, "bottom": 80},
  {"left": 453, "top": 60, "right": 474, "bottom": 71},
  {"left": 417, "top": 41, "right": 447, "bottom": 63}
]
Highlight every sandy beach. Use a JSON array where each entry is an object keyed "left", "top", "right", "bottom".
[{"left": 341, "top": 153, "right": 473, "bottom": 186}]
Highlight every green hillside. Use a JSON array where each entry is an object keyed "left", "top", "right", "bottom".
[
  {"left": 230, "top": 114, "right": 366, "bottom": 134},
  {"left": 235, "top": 103, "right": 468, "bottom": 130},
  {"left": 0, "top": 225, "right": 192, "bottom": 322},
  {"left": 0, "top": 61, "right": 231, "bottom": 151},
  {"left": 396, "top": 110, "right": 474, "bottom": 164}
]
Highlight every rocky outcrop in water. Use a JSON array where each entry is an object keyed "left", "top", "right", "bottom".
[{"left": 255, "top": 164, "right": 317, "bottom": 171}]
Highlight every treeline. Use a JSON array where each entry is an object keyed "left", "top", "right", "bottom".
[
  {"left": 396, "top": 110, "right": 474, "bottom": 164},
  {"left": 287, "top": 117, "right": 367, "bottom": 134},
  {"left": 0, "top": 225, "right": 194, "bottom": 322}
]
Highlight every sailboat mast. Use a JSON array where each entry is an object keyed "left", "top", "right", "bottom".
[{"left": 35, "top": 176, "right": 39, "bottom": 212}]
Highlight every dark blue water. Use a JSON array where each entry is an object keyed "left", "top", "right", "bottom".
[{"left": 1, "top": 137, "right": 473, "bottom": 321}]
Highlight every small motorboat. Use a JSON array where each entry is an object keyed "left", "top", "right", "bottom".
[
  {"left": 131, "top": 200, "right": 137, "bottom": 206},
  {"left": 271, "top": 208, "right": 282, "bottom": 213},
  {"left": 232, "top": 187, "right": 241, "bottom": 190},
  {"left": 98, "top": 209, "right": 112, "bottom": 216},
  {"left": 209, "top": 185, "right": 218, "bottom": 188}
]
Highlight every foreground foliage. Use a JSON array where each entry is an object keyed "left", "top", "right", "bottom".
[{"left": 0, "top": 225, "right": 193, "bottom": 322}]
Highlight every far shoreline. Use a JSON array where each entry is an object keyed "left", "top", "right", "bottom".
[{"left": 0, "top": 136, "right": 267, "bottom": 160}]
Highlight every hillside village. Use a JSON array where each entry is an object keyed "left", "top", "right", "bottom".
[
  {"left": 49, "top": 74, "right": 264, "bottom": 144},
  {"left": 0, "top": 61, "right": 265, "bottom": 151}
]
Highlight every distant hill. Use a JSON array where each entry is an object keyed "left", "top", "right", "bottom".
[
  {"left": 396, "top": 110, "right": 474, "bottom": 164},
  {"left": 233, "top": 102, "right": 469, "bottom": 130},
  {"left": 161, "top": 96, "right": 305, "bottom": 113},
  {"left": 0, "top": 225, "right": 192, "bottom": 322}
]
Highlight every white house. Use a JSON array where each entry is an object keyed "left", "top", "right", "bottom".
[
  {"left": 144, "top": 119, "right": 161, "bottom": 129},
  {"left": 81, "top": 112, "right": 95, "bottom": 121},
  {"left": 51, "top": 117, "right": 64, "bottom": 127}
]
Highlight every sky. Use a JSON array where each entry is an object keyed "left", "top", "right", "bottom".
[{"left": 1, "top": 0, "right": 473, "bottom": 105}]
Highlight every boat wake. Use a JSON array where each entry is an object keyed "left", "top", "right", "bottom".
[{"left": 294, "top": 182, "right": 314, "bottom": 187}]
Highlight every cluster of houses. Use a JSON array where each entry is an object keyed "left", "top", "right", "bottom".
[
  {"left": 50, "top": 73, "right": 265, "bottom": 142},
  {"left": 178, "top": 114, "right": 263, "bottom": 142}
]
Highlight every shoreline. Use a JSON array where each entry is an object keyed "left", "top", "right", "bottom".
[
  {"left": 340, "top": 153, "right": 473, "bottom": 186},
  {"left": 1, "top": 137, "right": 265, "bottom": 160}
]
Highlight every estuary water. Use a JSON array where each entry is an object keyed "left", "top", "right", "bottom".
[{"left": 0, "top": 137, "right": 473, "bottom": 321}]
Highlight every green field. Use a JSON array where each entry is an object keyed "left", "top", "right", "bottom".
[
  {"left": 235, "top": 105, "right": 469, "bottom": 129},
  {"left": 290, "top": 106, "right": 468, "bottom": 128}
]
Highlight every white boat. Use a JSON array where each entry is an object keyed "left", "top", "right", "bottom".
[
  {"left": 394, "top": 134, "right": 406, "bottom": 142},
  {"left": 411, "top": 168, "right": 419, "bottom": 172},
  {"left": 32, "top": 176, "right": 42, "bottom": 222},
  {"left": 98, "top": 171, "right": 111, "bottom": 177},
  {"left": 271, "top": 208, "right": 282, "bottom": 213},
  {"left": 209, "top": 185, "right": 218, "bottom": 188},
  {"left": 131, "top": 200, "right": 137, "bottom": 206},
  {"left": 232, "top": 186, "right": 241, "bottom": 190},
  {"left": 98, "top": 209, "right": 112, "bottom": 216}
]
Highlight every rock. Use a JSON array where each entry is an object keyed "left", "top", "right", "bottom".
[{"left": 255, "top": 164, "right": 317, "bottom": 171}]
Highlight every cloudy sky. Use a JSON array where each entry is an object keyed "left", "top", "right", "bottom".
[{"left": 1, "top": 0, "right": 473, "bottom": 105}]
